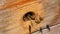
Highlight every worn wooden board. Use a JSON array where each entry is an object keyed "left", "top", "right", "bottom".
[
  {"left": 0, "top": 0, "right": 60, "bottom": 34},
  {"left": 33, "top": 24, "right": 60, "bottom": 34}
]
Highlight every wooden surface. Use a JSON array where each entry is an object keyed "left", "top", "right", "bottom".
[
  {"left": 33, "top": 24, "right": 60, "bottom": 34},
  {"left": 0, "top": 0, "right": 35, "bottom": 10},
  {"left": 0, "top": 0, "right": 60, "bottom": 34}
]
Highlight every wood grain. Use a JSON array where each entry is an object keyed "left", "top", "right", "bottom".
[{"left": 0, "top": 0, "right": 60, "bottom": 34}]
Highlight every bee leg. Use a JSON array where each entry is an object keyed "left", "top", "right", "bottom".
[
  {"left": 30, "top": 21, "right": 33, "bottom": 26},
  {"left": 46, "top": 25, "right": 50, "bottom": 31},
  {"left": 29, "top": 25, "right": 31, "bottom": 34},
  {"left": 39, "top": 28, "right": 43, "bottom": 34}
]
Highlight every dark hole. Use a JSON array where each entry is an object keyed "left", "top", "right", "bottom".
[{"left": 23, "top": 11, "right": 35, "bottom": 21}]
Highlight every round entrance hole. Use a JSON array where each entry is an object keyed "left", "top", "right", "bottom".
[{"left": 23, "top": 11, "right": 35, "bottom": 21}]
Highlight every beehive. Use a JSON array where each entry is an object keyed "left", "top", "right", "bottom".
[{"left": 0, "top": 0, "right": 60, "bottom": 34}]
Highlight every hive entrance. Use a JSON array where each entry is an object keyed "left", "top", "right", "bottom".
[{"left": 23, "top": 11, "right": 35, "bottom": 21}]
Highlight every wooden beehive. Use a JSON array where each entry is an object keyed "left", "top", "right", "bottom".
[{"left": 0, "top": 0, "right": 60, "bottom": 34}]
